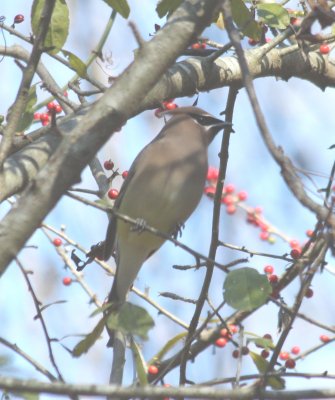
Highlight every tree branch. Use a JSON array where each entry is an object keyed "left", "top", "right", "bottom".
[{"left": 0, "top": 0, "right": 222, "bottom": 276}]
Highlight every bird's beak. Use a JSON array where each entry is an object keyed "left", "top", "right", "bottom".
[{"left": 214, "top": 120, "right": 232, "bottom": 131}]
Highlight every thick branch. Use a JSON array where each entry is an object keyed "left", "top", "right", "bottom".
[
  {"left": 3, "top": 376, "right": 335, "bottom": 399},
  {"left": 1, "top": 42, "right": 334, "bottom": 202},
  {"left": 0, "top": 0, "right": 222, "bottom": 275}
]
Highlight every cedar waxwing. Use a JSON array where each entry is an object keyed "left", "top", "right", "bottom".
[{"left": 103, "top": 107, "right": 229, "bottom": 307}]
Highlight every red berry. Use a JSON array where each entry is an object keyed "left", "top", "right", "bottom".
[
  {"left": 53, "top": 237, "right": 62, "bottom": 247},
  {"left": 47, "top": 102, "right": 56, "bottom": 111},
  {"left": 54, "top": 104, "right": 62, "bottom": 114},
  {"left": 229, "top": 324, "right": 238, "bottom": 333},
  {"left": 33, "top": 112, "right": 41, "bottom": 120},
  {"left": 263, "top": 333, "right": 272, "bottom": 340},
  {"left": 122, "top": 170, "right": 129, "bottom": 179},
  {"left": 220, "top": 325, "right": 238, "bottom": 339},
  {"left": 237, "top": 191, "right": 248, "bottom": 201},
  {"left": 279, "top": 351, "right": 290, "bottom": 361},
  {"left": 261, "top": 349, "right": 270, "bottom": 358},
  {"left": 255, "top": 206, "right": 263, "bottom": 214},
  {"left": 306, "top": 229, "right": 314, "bottom": 237},
  {"left": 14, "top": 14, "right": 24, "bottom": 24},
  {"left": 207, "top": 166, "right": 219, "bottom": 181},
  {"left": 259, "top": 222, "right": 269, "bottom": 232},
  {"left": 232, "top": 349, "right": 239, "bottom": 358},
  {"left": 320, "top": 334, "right": 330, "bottom": 343},
  {"left": 289, "top": 239, "right": 300, "bottom": 249},
  {"left": 285, "top": 359, "right": 296, "bottom": 369},
  {"left": 264, "top": 265, "right": 274, "bottom": 274},
  {"left": 225, "top": 184, "right": 235, "bottom": 193},
  {"left": 241, "top": 346, "right": 249, "bottom": 355},
  {"left": 104, "top": 160, "right": 114, "bottom": 170},
  {"left": 204, "top": 186, "right": 216, "bottom": 197},
  {"left": 320, "top": 43, "right": 330, "bottom": 55},
  {"left": 291, "top": 346, "right": 300, "bottom": 355},
  {"left": 62, "top": 277, "right": 72, "bottom": 286},
  {"left": 40, "top": 113, "right": 50, "bottom": 122},
  {"left": 215, "top": 337, "right": 227, "bottom": 348},
  {"left": 220, "top": 328, "right": 232, "bottom": 340},
  {"left": 107, "top": 188, "right": 119, "bottom": 200},
  {"left": 222, "top": 194, "right": 234, "bottom": 205},
  {"left": 260, "top": 231, "right": 269, "bottom": 241},
  {"left": 268, "top": 274, "right": 278, "bottom": 283},
  {"left": 305, "top": 287, "right": 313, "bottom": 298},
  {"left": 164, "top": 102, "right": 177, "bottom": 110},
  {"left": 148, "top": 365, "right": 159, "bottom": 375},
  {"left": 200, "top": 42, "right": 207, "bottom": 49},
  {"left": 226, "top": 204, "right": 236, "bottom": 214},
  {"left": 41, "top": 120, "right": 49, "bottom": 126},
  {"left": 290, "top": 248, "right": 301, "bottom": 259},
  {"left": 191, "top": 42, "right": 201, "bottom": 49}
]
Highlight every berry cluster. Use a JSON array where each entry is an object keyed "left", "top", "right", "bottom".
[
  {"left": 263, "top": 264, "right": 313, "bottom": 299},
  {"left": 204, "top": 166, "right": 317, "bottom": 257},
  {"left": 204, "top": 166, "right": 248, "bottom": 215},
  {"left": 34, "top": 101, "right": 63, "bottom": 126},
  {"left": 214, "top": 324, "right": 239, "bottom": 349},
  {"left": 190, "top": 40, "right": 207, "bottom": 50},
  {"left": 256, "top": 333, "right": 298, "bottom": 369},
  {"left": 103, "top": 159, "right": 128, "bottom": 200}
]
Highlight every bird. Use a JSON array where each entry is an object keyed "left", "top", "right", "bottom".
[{"left": 104, "top": 106, "right": 229, "bottom": 307}]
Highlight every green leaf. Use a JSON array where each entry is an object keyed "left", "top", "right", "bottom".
[
  {"left": 248, "top": 337, "right": 275, "bottom": 350},
  {"left": 38, "top": 300, "right": 67, "bottom": 315},
  {"left": 224, "top": 267, "right": 272, "bottom": 311},
  {"left": 156, "top": 0, "right": 182, "bottom": 18},
  {"left": 16, "top": 84, "right": 38, "bottom": 132},
  {"left": 130, "top": 338, "right": 148, "bottom": 385},
  {"left": 215, "top": 12, "right": 225, "bottom": 30},
  {"left": 72, "top": 317, "right": 105, "bottom": 357},
  {"left": 249, "top": 351, "right": 285, "bottom": 389},
  {"left": 62, "top": 50, "right": 87, "bottom": 78},
  {"left": 31, "top": 0, "right": 69, "bottom": 55},
  {"left": 231, "top": 0, "right": 262, "bottom": 40},
  {"left": 103, "top": 0, "right": 130, "bottom": 18},
  {"left": 149, "top": 331, "right": 187, "bottom": 364},
  {"left": 89, "top": 302, "right": 113, "bottom": 318},
  {"left": 257, "top": 3, "right": 290, "bottom": 29},
  {"left": 106, "top": 302, "right": 154, "bottom": 340}
]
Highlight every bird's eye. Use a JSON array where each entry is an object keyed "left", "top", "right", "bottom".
[{"left": 191, "top": 114, "right": 219, "bottom": 126}]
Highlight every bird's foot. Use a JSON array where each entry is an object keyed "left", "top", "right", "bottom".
[
  {"left": 130, "top": 218, "right": 147, "bottom": 233},
  {"left": 172, "top": 223, "right": 185, "bottom": 239},
  {"left": 71, "top": 241, "right": 105, "bottom": 271}
]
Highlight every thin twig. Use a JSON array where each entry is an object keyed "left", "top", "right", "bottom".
[
  {"left": 0, "top": 1, "right": 57, "bottom": 166},
  {"left": 65, "top": 191, "right": 230, "bottom": 272},
  {"left": 179, "top": 87, "right": 238, "bottom": 383},
  {"left": 15, "top": 258, "right": 65, "bottom": 381},
  {"left": 0, "top": 337, "right": 57, "bottom": 381}
]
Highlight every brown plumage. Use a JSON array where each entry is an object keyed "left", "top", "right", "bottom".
[{"left": 104, "top": 107, "right": 228, "bottom": 305}]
